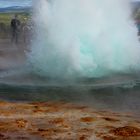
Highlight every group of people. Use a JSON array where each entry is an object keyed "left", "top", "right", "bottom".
[
  {"left": 10, "top": 14, "right": 32, "bottom": 44},
  {"left": 11, "top": 14, "right": 140, "bottom": 44}
]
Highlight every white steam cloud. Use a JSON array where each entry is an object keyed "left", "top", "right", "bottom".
[{"left": 29, "top": 0, "right": 140, "bottom": 78}]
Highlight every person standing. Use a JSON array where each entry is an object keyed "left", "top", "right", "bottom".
[{"left": 11, "top": 14, "right": 21, "bottom": 44}]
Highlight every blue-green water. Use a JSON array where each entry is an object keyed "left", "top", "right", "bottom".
[
  {"left": 0, "top": 72, "right": 140, "bottom": 114},
  {"left": 0, "top": 80, "right": 140, "bottom": 114}
]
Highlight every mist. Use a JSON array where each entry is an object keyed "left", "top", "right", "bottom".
[{"left": 29, "top": 0, "right": 140, "bottom": 79}]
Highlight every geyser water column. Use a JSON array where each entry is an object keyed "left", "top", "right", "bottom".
[{"left": 29, "top": 0, "right": 140, "bottom": 78}]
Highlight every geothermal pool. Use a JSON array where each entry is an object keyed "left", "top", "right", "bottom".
[
  {"left": 0, "top": 0, "right": 140, "bottom": 115},
  {"left": 0, "top": 0, "right": 140, "bottom": 139},
  {"left": 0, "top": 70, "right": 140, "bottom": 115}
]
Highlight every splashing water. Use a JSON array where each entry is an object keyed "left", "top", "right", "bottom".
[{"left": 29, "top": 0, "right": 140, "bottom": 78}]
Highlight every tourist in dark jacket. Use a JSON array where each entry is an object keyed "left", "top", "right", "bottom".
[{"left": 11, "top": 14, "right": 21, "bottom": 44}]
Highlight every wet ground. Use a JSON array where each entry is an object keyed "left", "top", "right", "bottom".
[
  {"left": 0, "top": 101, "right": 139, "bottom": 140},
  {"left": 0, "top": 39, "right": 26, "bottom": 70}
]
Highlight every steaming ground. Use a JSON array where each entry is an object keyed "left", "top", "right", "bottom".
[{"left": 0, "top": 39, "right": 140, "bottom": 116}]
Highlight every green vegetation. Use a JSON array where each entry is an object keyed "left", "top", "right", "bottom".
[
  {"left": 0, "top": 12, "right": 30, "bottom": 25},
  {"left": 0, "top": 12, "right": 30, "bottom": 38}
]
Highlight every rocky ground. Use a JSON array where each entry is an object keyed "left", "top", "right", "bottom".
[{"left": 0, "top": 101, "right": 139, "bottom": 140}]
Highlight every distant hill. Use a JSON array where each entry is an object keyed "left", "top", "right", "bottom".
[
  {"left": 0, "top": 6, "right": 31, "bottom": 13},
  {"left": 0, "top": 1, "right": 139, "bottom": 13}
]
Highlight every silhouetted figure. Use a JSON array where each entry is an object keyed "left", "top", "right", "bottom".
[
  {"left": 11, "top": 15, "right": 21, "bottom": 44},
  {"left": 22, "top": 23, "right": 30, "bottom": 44}
]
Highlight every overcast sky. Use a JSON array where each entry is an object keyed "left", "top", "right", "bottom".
[
  {"left": 0, "top": 0, "right": 32, "bottom": 8},
  {"left": 0, "top": 0, "right": 139, "bottom": 8}
]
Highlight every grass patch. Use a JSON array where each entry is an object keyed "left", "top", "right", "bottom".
[
  {"left": 0, "top": 12, "right": 30, "bottom": 26},
  {"left": 0, "top": 12, "right": 31, "bottom": 38}
]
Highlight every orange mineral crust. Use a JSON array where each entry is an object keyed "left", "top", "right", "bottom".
[{"left": 0, "top": 101, "right": 139, "bottom": 140}]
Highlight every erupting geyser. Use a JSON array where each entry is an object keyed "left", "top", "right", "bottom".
[{"left": 29, "top": 0, "right": 140, "bottom": 78}]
